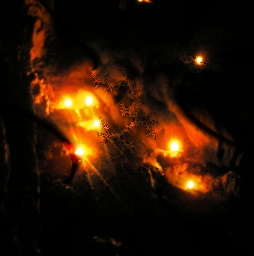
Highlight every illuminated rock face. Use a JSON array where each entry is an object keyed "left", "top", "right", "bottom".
[
  {"left": 3, "top": 1, "right": 253, "bottom": 255},
  {"left": 48, "top": 109, "right": 82, "bottom": 123},
  {"left": 29, "top": 0, "right": 248, "bottom": 200}
]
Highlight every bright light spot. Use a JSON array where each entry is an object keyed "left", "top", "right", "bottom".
[
  {"left": 85, "top": 96, "right": 93, "bottom": 106},
  {"left": 64, "top": 98, "right": 72, "bottom": 107},
  {"left": 170, "top": 141, "right": 179, "bottom": 152},
  {"left": 93, "top": 120, "right": 100, "bottom": 127},
  {"left": 187, "top": 180, "right": 195, "bottom": 189},
  {"left": 75, "top": 147, "right": 85, "bottom": 156},
  {"left": 195, "top": 56, "right": 203, "bottom": 65}
]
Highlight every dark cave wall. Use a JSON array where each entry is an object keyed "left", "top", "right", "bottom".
[{"left": 0, "top": 1, "right": 41, "bottom": 255}]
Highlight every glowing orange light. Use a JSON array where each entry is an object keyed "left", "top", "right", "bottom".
[
  {"left": 195, "top": 56, "right": 203, "bottom": 65},
  {"left": 64, "top": 98, "right": 72, "bottom": 107},
  {"left": 75, "top": 147, "right": 85, "bottom": 156},
  {"left": 93, "top": 120, "right": 100, "bottom": 127},
  {"left": 85, "top": 96, "right": 93, "bottom": 106},
  {"left": 187, "top": 180, "right": 195, "bottom": 189},
  {"left": 170, "top": 141, "right": 179, "bottom": 152}
]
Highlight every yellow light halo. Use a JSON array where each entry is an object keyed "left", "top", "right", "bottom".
[
  {"left": 93, "top": 119, "right": 100, "bottom": 127},
  {"left": 186, "top": 180, "right": 195, "bottom": 189},
  {"left": 170, "top": 141, "right": 179, "bottom": 152},
  {"left": 85, "top": 96, "right": 93, "bottom": 106},
  {"left": 195, "top": 55, "right": 203, "bottom": 65},
  {"left": 64, "top": 98, "right": 73, "bottom": 107},
  {"left": 168, "top": 139, "right": 181, "bottom": 152},
  {"left": 75, "top": 147, "right": 85, "bottom": 156}
]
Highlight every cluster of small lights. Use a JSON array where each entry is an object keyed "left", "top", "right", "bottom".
[
  {"left": 63, "top": 95, "right": 95, "bottom": 108},
  {"left": 181, "top": 54, "right": 204, "bottom": 190},
  {"left": 55, "top": 92, "right": 102, "bottom": 161},
  {"left": 56, "top": 51, "right": 208, "bottom": 190},
  {"left": 159, "top": 140, "right": 202, "bottom": 192}
]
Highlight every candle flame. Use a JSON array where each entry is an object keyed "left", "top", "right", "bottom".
[
  {"left": 75, "top": 147, "right": 85, "bottom": 156},
  {"left": 187, "top": 180, "right": 195, "bottom": 189},
  {"left": 64, "top": 98, "right": 72, "bottom": 107},
  {"left": 195, "top": 56, "right": 203, "bottom": 65},
  {"left": 93, "top": 119, "right": 100, "bottom": 127},
  {"left": 85, "top": 96, "right": 93, "bottom": 106},
  {"left": 170, "top": 141, "right": 179, "bottom": 152}
]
